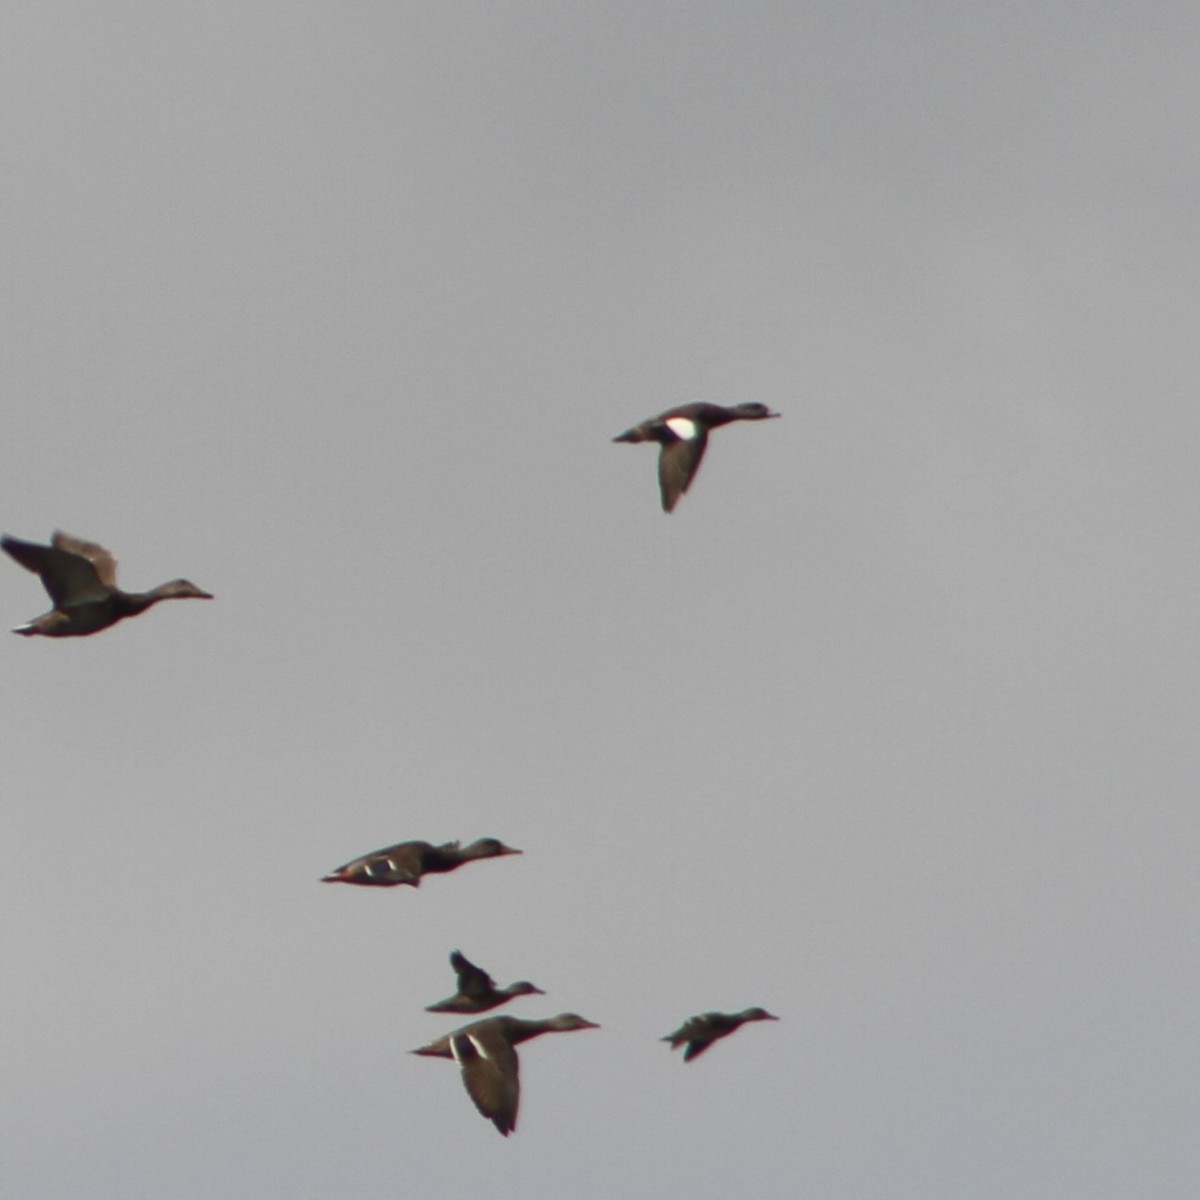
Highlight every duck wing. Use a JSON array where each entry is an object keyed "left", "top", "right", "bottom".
[
  {"left": 682, "top": 1035, "right": 718, "bottom": 1061},
  {"left": 322, "top": 841, "right": 428, "bottom": 885},
  {"left": 52, "top": 531, "right": 119, "bottom": 588},
  {"left": 664, "top": 1012, "right": 725, "bottom": 1060},
  {"left": 359, "top": 844, "right": 425, "bottom": 884},
  {"left": 451, "top": 951, "right": 497, "bottom": 1000},
  {"left": 1, "top": 535, "right": 110, "bottom": 606},
  {"left": 658, "top": 432, "right": 708, "bottom": 512},
  {"left": 452, "top": 1031, "right": 520, "bottom": 1136}
]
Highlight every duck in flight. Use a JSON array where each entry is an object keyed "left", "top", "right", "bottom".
[
  {"left": 662, "top": 1007, "right": 779, "bottom": 1061},
  {"left": 412, "top": 1012, "right": 599, "bottom": 1136},
  {"left": 320, "top": 838, "right": 521, "bottom": 888},
  {"left": 1, "top": 530, "right": 212, "bottom": 637},
  {"left": 425, "top": 950, "right": 545, "bottom": 1014},
  {"left": 612, "top": 402, "right": 780, "bottom": 512}
]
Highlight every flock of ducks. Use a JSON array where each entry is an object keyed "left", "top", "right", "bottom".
[
  {"left": 3, "top": 401, "right": 780, "bottom": 1137},
  {"left": 318, "top": 836, "right": 778, "bottom": 1134}
]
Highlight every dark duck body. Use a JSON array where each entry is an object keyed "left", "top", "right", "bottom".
[
  {"left": 425, "top": 950, "right": 545, "bottom": 1014},
  {"left": 411, "top": 1013, "right": 599, "bottom": 1136},
  {"left": 320, "top": 838, "right": 521, "bottom": 888},
  {"left": 662, "top": 1007, "right": 779, "bottom": 1062},
  {"left": 612, "top": 402, "right": 780, "bottom": 512},
  {"left": 1, "top": 531, "right": 212, "bottom": 637}
]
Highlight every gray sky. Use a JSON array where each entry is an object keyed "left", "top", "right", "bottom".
[{"left": 2, "top": 3, "right": 1199, "bottom": 1197}]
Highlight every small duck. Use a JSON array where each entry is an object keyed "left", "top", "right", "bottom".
[
  {"left": 320, "top": 838, "right": 521, "bottom": 888},
  {"left": 1, "top": 530, "right": 212, "bottom": 637},
  {"left": 662, "top": 1007, "right": 779, "bottom": 1062},
  {"left": 612, "top": 402, "right": 780, "bottom": 512},
  {"left": 412, "top": 1013, "right": 599, "bottom": 1136},
  {"left": 425, "top": 950, "right": 546, "bottom": 1014}
]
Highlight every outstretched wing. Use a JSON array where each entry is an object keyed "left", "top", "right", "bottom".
[
  {"left": 451, "top": 951, "right": 497, "bottom": 999},
  {"left": 452, "top": 1032, "right": 520, "bottom": 1136},
  {"left": 1, "top": 535, "right": 109, "bottom": 606},
  {"left": 657, "top": 433, "right": 708, "bottom": 513},
  {"left": 52, "top": 531, "right": 119, "bottom": 588}
]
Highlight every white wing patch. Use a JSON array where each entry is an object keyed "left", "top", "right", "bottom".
[
  {"left": 664, "top": 417, "right": 698, "bottom": 440},
  {"left": 450, "top": 1033, "right": 492, "bottom": 1064}
]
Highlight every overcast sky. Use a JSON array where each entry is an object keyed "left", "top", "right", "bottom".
[{"left": 2, "top": 3, "right": 1199, "bottom": 1198}]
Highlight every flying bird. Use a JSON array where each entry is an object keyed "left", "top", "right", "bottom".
[
  {"left": 412, "top": 1013, "right": 599, "bottom": 1136},
  {"left": 425, "top": 950, "right": 546, "bottom": 1014},
  {"left": 612, "top": 402, "right": 780, "bottom": 512},
  {"left": 662, "top": 1007, "right": 779, "bottom": 1062},
  {"left": 320, "top": 838, "right": 521, "bottom": 888},
  {"left": 1, "top": 530, "right": 212, "bottom": 637}
]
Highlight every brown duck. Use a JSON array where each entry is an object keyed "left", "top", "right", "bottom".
[
  {"left": 425, "top": 950, "right": 545, "bottom": 1014},
  {"left": 320, "top": 838, "right": 521, "bottom": 888},
  {"left": 612, "top": 402, "right": 780, "bottom": 512},
  {"left": 662, "top": 1007, "right": 779, "bottom": 1061},
  {"left": 411, "top": 1013, "right": 599, "bottom": 1136},
  {"left": 2, "top": 531, "right": 212, "bottom": 637}
]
